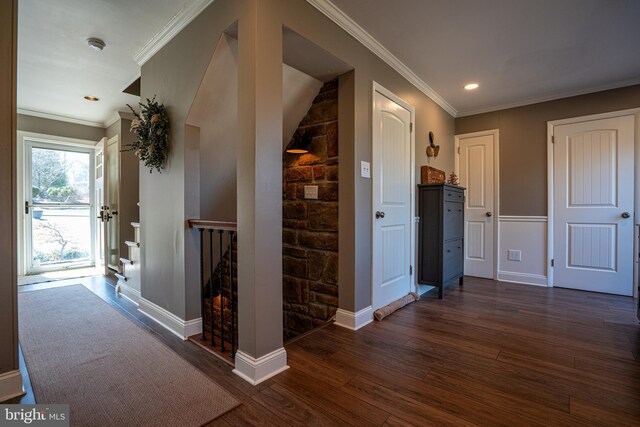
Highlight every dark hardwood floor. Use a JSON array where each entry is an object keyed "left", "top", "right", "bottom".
[{"left": 17, "top": 276, "right": 640, "bottom": 426}]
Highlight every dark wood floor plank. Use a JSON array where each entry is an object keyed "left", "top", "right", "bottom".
[
  {"left": 381, "top": 416, "right": 416, "bottom": 427},
  {"left": 328, "top": 352, "right": 537, "bottom": 427},
  {"left": 570, "top": 397, "right": 640, "bottom": 427},
  {"left": 272, "top": 367, "right": 389, "bottom": 426},
  {"left": 18, "top": 275, "right": 639, "bottom": 426},
  {"left": 251, "top": 383, "right": 348, "bottom": 426},
  {"left": 497, "top": 350, "right": 640, "bottom": 398},
  {"left": 341, "top": 376, "right": 478, "bottom": 427},
  {"left": 285, "top": 346, "right": 355, "bottom": 387},
  {"left": 423, "top": 369, "right": 590, "bottom": 427}
]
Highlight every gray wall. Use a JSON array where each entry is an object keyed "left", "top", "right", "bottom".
[
  {"left": 264, "top": 0, "right": 455, "bottom": 313},
  {"left": 456, "top": 84, "right": 640, "bottom": 216},
  {"left": 18, "top": 114, "right": 105, "bottom": 142},
  {"left": 139, "top": 0, "right": 246, "bottom": 322},
  {"left": 0, "top": 0, "right": 18, "bottom": 382},
  {"left": 139, "top": 0, "right": 455, "bottom": 358}
]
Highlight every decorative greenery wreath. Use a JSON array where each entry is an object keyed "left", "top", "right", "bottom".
[{"left": 125, "top": 96, "right": 170, "bottom": 173}]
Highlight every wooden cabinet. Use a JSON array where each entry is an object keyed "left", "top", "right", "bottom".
[{"left": 417, "top": 184, "right": 465, "bottom": 298}]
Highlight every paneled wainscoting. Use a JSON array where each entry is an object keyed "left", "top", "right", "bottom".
[{"left": 498, "top": 216, "right": 548, "bottom": 286}]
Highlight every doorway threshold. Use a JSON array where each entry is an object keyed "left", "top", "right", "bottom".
[{"left": 18, "top": 266, "right": 102, "bottom": 286}]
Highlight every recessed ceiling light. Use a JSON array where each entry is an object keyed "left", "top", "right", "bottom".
[
  {"left": 84, "top": 96, "right": 99, "bottom": 101},
  {"left": 464, "top": 83, "right": 479, "bottom": 90},
  {"left": 87, "top": 37, "right": 106, "bottom": 51}
]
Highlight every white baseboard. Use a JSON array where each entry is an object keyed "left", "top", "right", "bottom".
[
  {"left": 0, "top": 370, "right": 24, "bottom": 403},
  {"left": 138, "top": 297, "right": 202, "bottom": 340},
  {"left": 115, "top": 281, "right": 141, "bottom": 306},
  {"left": 335, "top": 306, "right": 373, "bottom": 331},
  {"left": 233, "top": 348, "right": 289, "bottom": 385},
  {"left": 498, "top": 271, "right": 548, "bottom": 287}
]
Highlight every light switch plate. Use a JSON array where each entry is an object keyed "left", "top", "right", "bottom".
[
  {"left": 304, "top": 185, "right": 318, "bottom": 199},
  {"left": 361, "top": 161, "right": 370, "bottom": 178},
  {"left": 507, "top": 249, "right": 522, "bottom": 262}
]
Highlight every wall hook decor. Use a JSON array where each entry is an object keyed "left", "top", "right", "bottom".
[{"left": 426, "top": 131, "right": 440, "bottom": 158}]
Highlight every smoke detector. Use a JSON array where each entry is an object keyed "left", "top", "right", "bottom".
[{"left": 87, "top": 38, "right": 106, "bottom": 51}]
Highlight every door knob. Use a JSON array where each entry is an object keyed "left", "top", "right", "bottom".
[
  {"left": 622, "top": 212, "right": 631, "bottom": 219},
  {"left": 486, "top": 212, "right": 493, "bottom": 217},
  {"left": 375, "top": 211, "right": 385, "bottom": 219}
]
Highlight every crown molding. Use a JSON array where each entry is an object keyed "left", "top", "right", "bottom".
[
  {"left": 133, "top": 0, "right": 215, "bottom": 66},
  {"left": 306, "top": 0, "right": 457, "bottom": 117},
  {"left": 456, "top": 78, "right": 640, "bottom": 118},
  {"left": 17, "top": 108, "right": 104, "bottom": 128},
  {"left": 104, "top": 110, "right": 137, "bottom": 128}
]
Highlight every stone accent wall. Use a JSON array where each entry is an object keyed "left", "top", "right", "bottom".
[{"left": 283, "top": 79, "right": 339, "bottom": 340}]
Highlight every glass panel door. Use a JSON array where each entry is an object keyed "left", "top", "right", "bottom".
[{"left": 26, "top": 141, "right": 95, "bottom": 273}]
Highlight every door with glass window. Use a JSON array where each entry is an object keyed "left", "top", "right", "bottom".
[{"left": 25, "top": 141, "right": 95, "bottom": 273}]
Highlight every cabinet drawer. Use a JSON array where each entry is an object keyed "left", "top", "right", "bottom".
[
  {"left": 443, "top": 202, "right": 463, "bottom": 239},
  {"left": 443, "top": 240, "right": 463, "bottom": 282},
  {"left": 444, "top": 189, "right": 464, "bottom": 203}
]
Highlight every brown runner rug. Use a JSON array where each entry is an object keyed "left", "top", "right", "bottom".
[{"left": 19, "top": 285, "right": 240, "bottom": 426}]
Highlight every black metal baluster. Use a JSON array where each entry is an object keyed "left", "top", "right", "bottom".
[
  {"left": 229, "top": 231, "right": 235, "bottom": 359},
  {"left": 199, "top": 228, "right": 205, "bottom": 341},
  {"left": 209, "top": 229, "right": 215, "bottom": 347},
  {"left": 218, "top": 230, "right": 226, "bottom": 352}
]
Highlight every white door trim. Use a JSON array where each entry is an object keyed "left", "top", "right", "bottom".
[
  {"left": 547, "top": 108, "right": 640, "bottom": 297},
  {"left": 454, "top": 129, "right": 500, "bottom": 280},
  {"left": 371, "top": 82, "right": 417, "bottom": 304},
  {"left": 22, "top": 138, "right": 97, "bottom": 275},
  {"left": 16, "top": 131, "right": 97, "bottom": 275}
]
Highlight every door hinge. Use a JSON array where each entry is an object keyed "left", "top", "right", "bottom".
[
  {"left": 410, "top": 265, "right": 413, "bottom": 275},
  {"left": 552, "top": 135, "right": 555, "bottom": 143},
  {"left": 457, "top": 147, "right": 461, "bottom": 154},
  {"left": 550, "top": 259, "right": 554, "bottom": 267},
  {"left": 410, "top": 122, "right": 413, "bottom": 133}
]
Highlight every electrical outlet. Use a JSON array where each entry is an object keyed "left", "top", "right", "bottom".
[
  {"left": 361, "top": 161, "right": 370, "bottom": 178},
  {"left": 304, "top": 185, "right": 318, "bottom": 199},
  {"left": 507, "top": 250, "right": 522, "bottom": 262}
]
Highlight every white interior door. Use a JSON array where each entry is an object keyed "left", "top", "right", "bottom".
[
  {"left": 95, "top": 137, "right": 108, "bottom": 276},
  {"left": 458, "top": 132, "right": 495, "bottom": 279},
  {"left": 372, "top": 89, "right": 413, "bottom": 310},
  {"left": 553, "top": 115, "right": 635, "bottom": 295}
]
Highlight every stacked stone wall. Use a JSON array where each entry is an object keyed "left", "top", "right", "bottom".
[{"left": 282, "top": 79, "right": 339, "bottom": 340}]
